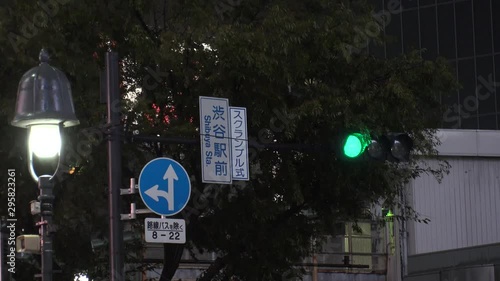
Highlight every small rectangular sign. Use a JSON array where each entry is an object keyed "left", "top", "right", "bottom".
[
  {"left": 144, "top": 218, "right": 186, "bottom": 244},
  {"left": 199, "top": 96, "right": 232, "bottom": 184},
  {"left": 229, "top": 107, "right": 249, "bottom": 180}
]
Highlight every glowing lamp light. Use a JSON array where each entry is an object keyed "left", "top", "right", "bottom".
[
  {"left": 29, "top": 125, "right": 61, "bottom": 158},
  {"left": 11, "top": 49, "right": 79, "bottom": 180},
  {"left": 342, "top": 133, "right": 367, "bottom": 158}
]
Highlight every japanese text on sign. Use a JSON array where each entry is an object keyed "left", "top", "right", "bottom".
[
  {"left": 145, "top": 218, "right": 186, "bottom": 244},
  {"left": 230, "top": 107, "right": 249, "bottom": 180},
  {"left": 147, "top": 220, "right": 183, "bottom": 231},
  {"left": 199, "top": 97, "right": 232, "bottom": 184}
]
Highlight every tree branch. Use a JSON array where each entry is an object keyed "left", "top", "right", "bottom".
[
  {"left": 197, "top": 256, "right": 227, "bottom": 281},
  {"left": 133, "top": 8, "right": 161, "bottom": 46},
  {"left": 159, "top": 244, "right": 185, "bottom": 281},
  {"left": 196, "top": 202, "right": 308, "bottom": 281}
]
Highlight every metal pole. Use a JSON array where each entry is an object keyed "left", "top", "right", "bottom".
[
  {"left": 106, "top": 51, "right": 124, "bottom": 281},
  {"left": 38, "top": 175, "right": 54, "bottom": 281},
  {"left": 399, "top": 189, "right": 408, "bottom": 279},
  {"left": 312, "top": 255, "right": 318, "bottom": 281}
]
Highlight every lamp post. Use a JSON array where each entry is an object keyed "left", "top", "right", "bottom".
[
  {"left": 11, "top": 49, "right": 79, "bottom": 281},
  {"left": 105, "top": 50, "right": 124, "bottom": 281}
]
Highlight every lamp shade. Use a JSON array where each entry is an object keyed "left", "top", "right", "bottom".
[{"left": 11, "top": 49, "right": 79, "bottom": 128}]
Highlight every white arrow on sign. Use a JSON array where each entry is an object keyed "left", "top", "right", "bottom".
[{"left": 144, "top": 165, "right": 178, "bottom": 210}]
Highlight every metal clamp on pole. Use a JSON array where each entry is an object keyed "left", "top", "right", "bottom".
[
  {"left": 120, "top": 178, "right": 138, "bottom": 195},
  {"left": 120, "top": 203, "right": 137, "bottom": 220},
  {"left": 121, "top": 203, "right": 154, "bottom": 221}
]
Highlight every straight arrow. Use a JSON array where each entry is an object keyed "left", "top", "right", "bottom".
[
  {"left": 163, "top": 164, "right": 178, "bottom": 211},
  {"left": 145, "top": 164, "right": 178, "bottom": 211}
]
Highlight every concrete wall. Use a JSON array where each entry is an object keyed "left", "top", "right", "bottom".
[
  {"left": 408, "top": 157, "right": 500, "bottom": 255},
  {"left": 403, "top": 130, "right": 500, "bottom": 281},
  {"left": 315, "top": 272, "right": 385, "bottom": 281},
  {"left": 407, "top": 243, "right": 500, "bottom": 275}
]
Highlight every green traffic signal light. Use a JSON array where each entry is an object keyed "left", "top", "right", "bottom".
[
  {"left": 343, "top": 133, "right": 368, "bottom": 158},
  {"left": 339, "top": 132, "right": 412, "bottom": 161},
  {"left": 382, "top": 208, "right": 394, "bottom": 217}
]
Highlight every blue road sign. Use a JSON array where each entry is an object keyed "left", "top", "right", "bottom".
[{"left": 138, "top": 157, "right": 191, "bottom": 216}]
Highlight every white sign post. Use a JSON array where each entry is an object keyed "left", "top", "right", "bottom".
[
  {"left": 144, "top": 218, "right": 186, "bottom": 244},
  {"left": 229, "top": 107, "right": 249, "bottom": 180},
  {"left": 199, "top": 96, "right": 232, "bottom": 184}
]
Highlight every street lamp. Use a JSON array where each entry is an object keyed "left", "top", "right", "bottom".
[{"left": 11, "top": 49, "right": 79, "bottom": 281}]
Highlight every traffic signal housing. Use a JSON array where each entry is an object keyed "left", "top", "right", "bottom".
[{"left": 340, "top": 132, "right": 413, "bottom": 162}]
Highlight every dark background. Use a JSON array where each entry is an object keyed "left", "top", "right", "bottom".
[{"left": 368, "top": 0, "right": 500, "bottom": 130}]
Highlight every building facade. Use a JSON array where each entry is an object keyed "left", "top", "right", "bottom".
[
  {"left": 366, "top": 0, "right": 500, "bottom": 280},
  {"left": 404, "top": 130, "right": 500, "bottom": 281},
  {"left": 370, "top": 0, "right": 500, "bottom": 130}
]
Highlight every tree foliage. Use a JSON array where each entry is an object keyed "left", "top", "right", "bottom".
[{"left": 0, "top": 0, "right": 457, "bottom": 280}]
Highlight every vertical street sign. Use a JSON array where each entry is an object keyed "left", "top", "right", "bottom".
[
  {"left": 229, "top": 107, "right": 249, "bottom": 180},
  {"left": 199, "top": 96, "right": 232, "bottom": 184}
]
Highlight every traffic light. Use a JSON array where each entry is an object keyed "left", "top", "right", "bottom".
[
  {"left": 342, "top": 133, "right": 370, "bottom": 158},
  {"left": 382, "top": 208, "right": 394, "bottom": 217},
  {"left": 340, "top": 132, "right": 413, "bottom": 162}
]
